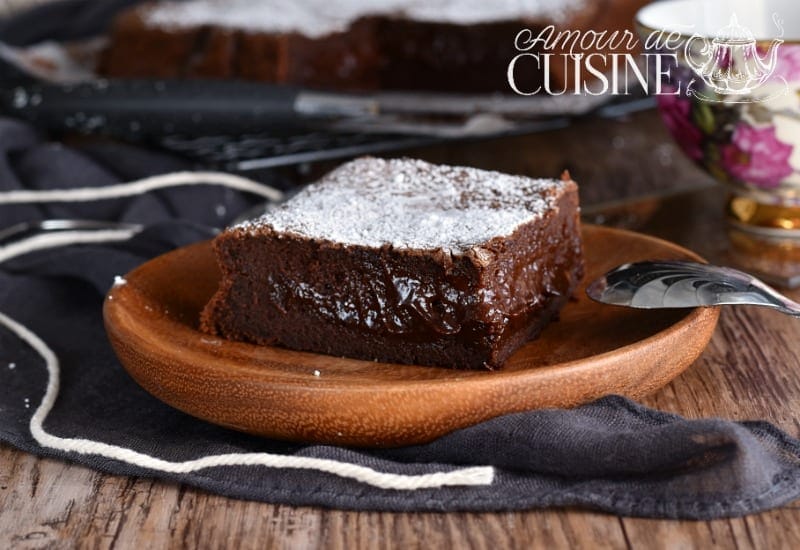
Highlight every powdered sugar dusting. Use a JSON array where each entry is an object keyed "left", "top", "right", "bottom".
[
  {"left": 404, "top": 0, "right": 587, "bottom": 25},
  {"left": 236, "top": 157, "right": 567, "bottom": 253},
  {"left": 145, "top": 0, "right": 588, "bottom": 37}
]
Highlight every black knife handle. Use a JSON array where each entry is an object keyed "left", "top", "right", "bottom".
[{"left": 0, "top": 79, "right": 334, "bottom": 137}]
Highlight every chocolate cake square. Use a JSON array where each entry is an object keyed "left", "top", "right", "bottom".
[{"left": 200, "top": 157, "right": 583, "bottom": 369}]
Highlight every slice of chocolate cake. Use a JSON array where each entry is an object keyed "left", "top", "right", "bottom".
[{"left": 200, "top": 157, "right": 583, "bottom": 369}]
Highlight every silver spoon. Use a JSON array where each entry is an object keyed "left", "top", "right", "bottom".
[{"left": 586, "top": 260, "right": 800, "bottom": 315}]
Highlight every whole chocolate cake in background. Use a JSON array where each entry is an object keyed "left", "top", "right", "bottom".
[
  {"left": 99, "top": 0, "right": 649, "bottom": 93},
  {"left": 200, "top": 157, "right": 583, "bottom": 370}
]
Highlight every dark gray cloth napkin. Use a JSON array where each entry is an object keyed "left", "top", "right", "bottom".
[{"left": 2, "top": 116, "right": 800, "bottom": 519}]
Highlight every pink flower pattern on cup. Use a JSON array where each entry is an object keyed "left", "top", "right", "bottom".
[
  {"left": 762, "top": 43, "right": 800, "bottom": 83},
  {"left": 656, "top": 90, "right": 703, "bottom": 161},
  {"left": 721, "top": 123, "right": 794, "bottom": 189},
  {"left": 649, "top": 41, "right": 800, "bottom": 196}
]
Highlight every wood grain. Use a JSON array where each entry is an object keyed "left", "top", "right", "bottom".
[{"left": 4, "top": 110, "right": 800, "bottom": 548}]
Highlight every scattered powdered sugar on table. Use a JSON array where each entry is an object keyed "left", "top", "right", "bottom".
[
  {"left": 236, "top": 158, "right": 567, "bottom": 253},
  {"left": 145, "top": 0, "right": 587, "bottom": 37}
]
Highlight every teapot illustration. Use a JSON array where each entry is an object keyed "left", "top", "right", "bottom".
[{"left": 685, "top": 14, "right": 782, "bottom": 95}]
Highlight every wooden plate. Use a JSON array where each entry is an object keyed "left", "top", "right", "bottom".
[{"left": 104, "top": 225, "right": 719, "bottom": 447}]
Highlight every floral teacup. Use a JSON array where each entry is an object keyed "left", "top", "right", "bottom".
[{"left": 637, "top": 0, "right": 800, "bottom": 236}]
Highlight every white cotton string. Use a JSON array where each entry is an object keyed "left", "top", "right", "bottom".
[
  {"left": 0, "top": 233, "right": 495, "bottom": 491},
  {"left": 0, "top": 229, "right": 141, "bottom": 263},
  {"left": 0, "top": 171, "right": 284, "bottom": 204},
  {"left": 0, "top": 310, "right": 493, "bottom": 490}
]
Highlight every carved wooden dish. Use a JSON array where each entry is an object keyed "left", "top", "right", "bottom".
[{"left": 104, "top": 225, "right": 719, "bottom": 447}]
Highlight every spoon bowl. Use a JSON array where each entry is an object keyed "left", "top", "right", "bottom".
[{"left": 587, "top": 260, "right": 800, "bottom": 315}]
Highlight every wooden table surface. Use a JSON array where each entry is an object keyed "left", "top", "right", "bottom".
[{"left": 4, "top": 110, "right": 800, "bottom": 549}]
